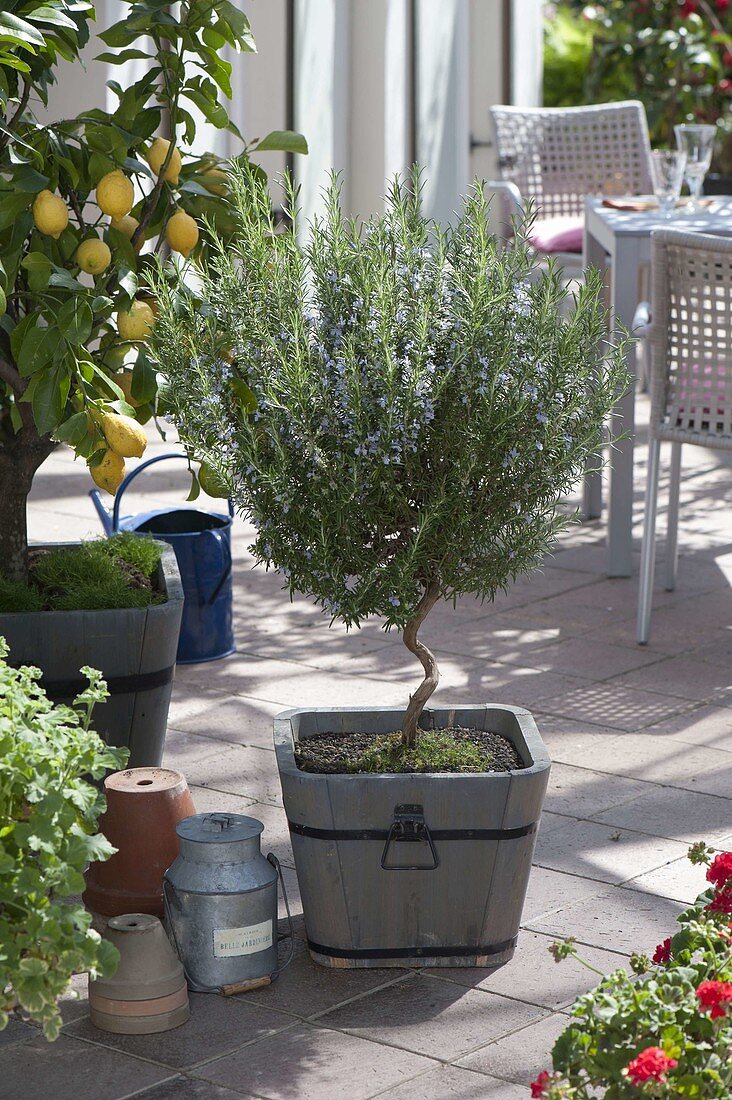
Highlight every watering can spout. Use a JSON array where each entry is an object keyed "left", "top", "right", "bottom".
[{"left": 89, "top": 489, "right": 114, "bottom": 535}]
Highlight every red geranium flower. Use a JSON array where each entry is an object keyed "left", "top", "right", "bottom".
[
  {"left": 696, "top": 980, "right": 732, "bottom": 1019},
  {"left": 707, "top": 890, "right": 732, "bottom": 914},
  {"left": 680, "top": 0, "right": 698, "bottom": 14},
  {"left": 626, "top": 1047, "right": 678, "bottom": 1084},
  {"left": 652, "top": 937, "right": 672, "bottom": 964},
  {"left": 707, "top": 853, "right": 732, "bottom": 889},
  {"left": 530, "top": 1070, "right": 551, "bottom": 1098}
]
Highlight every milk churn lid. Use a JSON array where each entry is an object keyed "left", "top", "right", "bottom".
[{"left": 175, "top": 812, "right": 264, "bottom": 844}]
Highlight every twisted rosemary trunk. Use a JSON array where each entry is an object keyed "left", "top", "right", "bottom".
[{"left": 400, "top": 578, "right": 441, "bottom": 748}]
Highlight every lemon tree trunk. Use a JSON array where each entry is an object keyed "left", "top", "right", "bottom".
[{"left": 0, "top": 420, "right": 54, "bottom": 585}]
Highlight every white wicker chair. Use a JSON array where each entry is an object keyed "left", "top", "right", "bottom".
[
  {"left": 489, "top": 101, "right": 653, "bottom": 273},
  {"left": 637, "top": 229, "right": 732, "bottom": 644}
]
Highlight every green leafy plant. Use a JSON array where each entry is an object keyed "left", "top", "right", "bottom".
[
  {"left": 0, "top": 1, "right": 306, "bottom": 582},
  {"left": 544, "top": 1, "right": 732, "bottom": 172},
  {"left": 0, "top": 532, "right": 165, "bottom": 612},
  {"left": 0, "top": 637, "right": 128, "bottom": 1040},
  {"left": 533, "top": 844, "right": 732, "bottom": 1098},
  {"left": 150, "top": 167, "right": 627, "bottom": 750}
]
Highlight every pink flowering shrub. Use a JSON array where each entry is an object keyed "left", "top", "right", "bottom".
[
  {"left": 545, "top": 1, "right": 732, "bottom": 173},
  {"left": 531, "top": 844, "right": 732, "bottom": 1097}
]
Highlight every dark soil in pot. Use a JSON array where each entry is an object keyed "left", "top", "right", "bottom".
[{"left": 294, "top": 726, "right": 526, "bottom": 774}]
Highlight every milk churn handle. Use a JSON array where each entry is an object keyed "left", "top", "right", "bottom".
[{"left": 267, "top": 852, "right": 296, "bottom": 978}]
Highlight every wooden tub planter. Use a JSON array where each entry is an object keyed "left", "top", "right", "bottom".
[
  {"left": 0, "top": 543, "right": 184, "bottom": 768},
  {"left": 274, "top": 704, "right": 551, "bottom": 969}
]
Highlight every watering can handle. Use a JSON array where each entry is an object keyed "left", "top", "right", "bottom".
[
  {"left": 201, "top": 528, "right": 232, "bottom": 605},
  {"left": 111, "top": 452, "right": 235, "bottom": 532}
]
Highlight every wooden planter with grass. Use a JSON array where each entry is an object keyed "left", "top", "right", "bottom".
[
  {"left": 274, "top": 704, "right": 550, "bottom": 969},
  {"left": 0, "top": 542, "right": 184, "bottom": 768}
]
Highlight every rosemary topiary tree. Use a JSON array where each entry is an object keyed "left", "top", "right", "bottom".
[{"left": 151, "top": 170, "right": 627, "bottom": 749}]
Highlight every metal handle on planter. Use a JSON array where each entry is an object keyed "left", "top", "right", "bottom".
[
  {"left": 109, "top": 452, "right": 235, "bottom": 531},
  {"left": 380, "top": 804, "right": 439, "bottom": 871},
  {"left": 200, "top": 528, "right": 232, "bottom": 605}
]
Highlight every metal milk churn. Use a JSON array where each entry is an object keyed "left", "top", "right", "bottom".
[{"left": 163, "top": 812, "right": 279, "bottom": 993}]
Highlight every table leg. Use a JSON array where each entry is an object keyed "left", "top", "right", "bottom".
[
  {"left": 607, "top": 238, "right": 641, "bottom": 578},
  {"left": 582, "top": 228, "right": 609, "bottom": 520}
]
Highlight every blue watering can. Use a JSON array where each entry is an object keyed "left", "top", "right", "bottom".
[{"left": 90, "top": 453, "right": 236, "bottom": 665}]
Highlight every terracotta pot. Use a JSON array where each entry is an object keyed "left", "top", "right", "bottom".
[
  {"left": 84, "top": 768, "right": 196, "bottom": 917},
  {"left": 89, "top": 913, "right": 189, "bottom": 1034}
]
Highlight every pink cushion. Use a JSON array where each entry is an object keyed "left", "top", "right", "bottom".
[{"left": 529, "top": 216, "right": 584, "bottom": 255}]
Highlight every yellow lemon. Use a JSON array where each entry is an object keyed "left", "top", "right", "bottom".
[
  {"left": 96, "top": 171, "right": 134, "bottom": 218},
  {"left": 198, "top": 461, "right": 229, "bottom": 499},
  {"left": 199, "top": 167, "right": 228, "bottom": 197},
  {"left": 32, "top": 190, "right": 69, "bottom": 239},
  {"left": 110, "top": 214, "right": 145, "bottom": 252},
  {"left": 76, "top": 237, "right": 112, "bottom": 275},
  {"left": 117, "top": 300, "right": 155, "bottom": 342},
  {"left": 115, "top": 371, "right": 142, "bottom": 408},
  {"left": 100, "top": 411, "right": 147, "bottom": 458},
  {"left": 90, "top": 449, "right": 126, "bottom": 495},
  {"left": 147, "top": 137, "right": 182, "bottom": 185},
  {"left": 165, "top": 209, "right": 199, "bottom": 257}
]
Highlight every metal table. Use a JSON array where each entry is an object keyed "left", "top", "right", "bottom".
[{"left": 583, "top": 195, "right": 732, "bottom": 577}]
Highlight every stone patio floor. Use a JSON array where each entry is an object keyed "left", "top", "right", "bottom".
[{"left": 5, "top": 393, "right": 732, "bottom": 1099}]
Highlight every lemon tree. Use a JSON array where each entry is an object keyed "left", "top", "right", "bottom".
[{"left": 0, "top": 0, "right": 307, "bottom": 581}]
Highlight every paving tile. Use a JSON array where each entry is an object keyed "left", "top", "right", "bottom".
[
  {"left": 456, "top": 1011, "right": 568, "bottom": 1087},
  {"left": 591, "top": 785, "right": 732, "bottom": 843},
  {"left": 625, "top": 854, "right": 710, "bottom": 904},
  {"left": 129, "top": 1078, "right": 253, "bottom": 1099},
  {"left": 313, "top": 974, "right": 548, "bottom": 1060},
  {"left": 370, "top": 1064, "right": 526, "bottom": 1099},
  {"left": 520, "top": 866, "right": 609, "bottom": 924},
  {"left": 542, "top": 762, "right": 646, "bottom": 817},
  {"left": 1, "top": 1034, "right": 174, "bottom": 1100},
  {"left": 423, "top": 930, "right": 627, "bottom": 1010},
  {"left": 194, "top": 1023, "right": 435, "bottom": 1100},
  {"left": 614, "top": 655, "right": 732, "bottom": 704},
  {"left": 533, "top": 816, "right": 687, "bottom": 884},
  {"left": 162, "top": 727, "right": 234, "bottom": 774},
  {"left": 64, "top": 994, "right": 293, "bottom": 1070},
  {"left": 529, "top": 712, "right": 623, "bottom": 757},
  {"left": 0, "top": 1016, "right": 36, "bottom": 1047},
  {"left": 494, "top": 635, "right": 663, "bottom": 680},
  {"left": 169, "top": 691, "right": 282, "bottom": 748},
  {"left": 186, "top": 744, "right": 283, "bottom": 806},
  {"left": 641, "top": 703, "right": 732, "bottom": 752},
  {"left": 536, "top": 682, "right": 696, "bottom": 731},
  {"left": 420, "top": 618, "right": 564, "bottom": 666},
  {"left": 246, "top": 937, "right": 410, "bottom": 1019},
  {"left": 548, "top": 731, "right": 732, "bottom": 797},
  {"left": 526, "top": 886, "right": 684, "bottom": 955}
]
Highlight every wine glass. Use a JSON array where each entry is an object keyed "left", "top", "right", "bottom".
[
  {"left": 674, "top": 124, "right": 716, "bottom": 213},
  {"left": 650, "top": 150, "right": 687, "bottom": 218}
]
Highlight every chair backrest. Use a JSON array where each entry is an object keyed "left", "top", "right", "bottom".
[
  {"left": 649, "top": 228, "right": 732, "bottom": 445},
  {"left": 490, "top": 101, "right": 653, "bottom": 219}
]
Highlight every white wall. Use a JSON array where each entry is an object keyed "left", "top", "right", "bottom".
[
  {"left": 511, "top": 0, "right": 544, "bottom": 107},
  {"left": 49, "top": 0, "right": 535, "bottom": 225}
]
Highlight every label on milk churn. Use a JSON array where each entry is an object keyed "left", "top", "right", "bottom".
[{"left": 213, "top": 919, "right": 274, "bottom": 958}]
